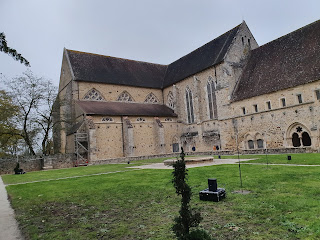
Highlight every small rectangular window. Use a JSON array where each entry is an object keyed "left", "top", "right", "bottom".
[
  {"left": 266, "top": 101, "right": 271, "bottom": 110},
  {"left": 297, "top": 94, "right": 302, "bottom": 104},
  {"left": 253, "top": 104, "right": 258, "bottom": 112},
  {"left": 315, "top": 90, "right": 320, "bottom": 100},
  {"left": 242, "top": 107, "right": 246, "bottom": 115},
  {"left": 281, "top": 98, "right": 286, "bottom": 107}
]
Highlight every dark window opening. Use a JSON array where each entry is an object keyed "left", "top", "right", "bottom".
[
  {"left": 248, "top": 140, "right": 254, "bottom": 149},
  {"left": 302, "top": 132, "right": 311, "bottom": 146},
  {"left": 186, "top": 88, "right": 194, "bottom": 123},
  {"left": 248, "top": 38, "right": 251, "bottom": 46},
  {"left": 292, "top": 133, "right": 301, "bottom": 147},
  {"left": 242, "top": 107, "right": 246, "bottom": 115},
  {"left": 316, "top": 90, "right": 320, "bottom": 100},
  {"left": 257, "top": 139, "right": 264, "bottom": 148},
  {"left": 297, "top": 94, "right": 302, "bottom": 104},
  {"left": 254, "top": 104, "right": 258, "bottom": 112},
  {"left": 281, "top": 98, "right": 286, "bottom": 107},
  {"left": 267, "top": 101, "right": 271, "bottom": 110},
  {"left": 241, "top": 37, "right": 244, "bottom": 45},
  {"left": 172, "top": 143, "right": 179, "bottom": 152}
]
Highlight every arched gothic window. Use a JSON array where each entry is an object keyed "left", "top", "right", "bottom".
[
  {"left": 144, "top": 93, "right": 159, "bottom": 103},
  {"left": 185, "top": 87, "right": 194, "bottom": 124},
  {"left": 83, "top": 88, "right": 104, "bottom": 101},
  {"left": 207, "top": 77, "right": 216, "bottom": 119},
  {"left": 302, "top": 132, "right": 311, "bottom": 146},
  {"left": 117, "top": 91, "right": 134, "bottom": 102},
  {"left": 248, "top": 140, "right": 254, "bottom": 149},
  {"left": 167, "top": 91, "right": 175, "bottom": 109},
  {"left": 288, "top": 124, "right": 312, "bottom": 147},
  {"left": 257, "top": 139, "right": 264, "bottom": 149},
  {"left": 292, "top": 133, "right": 301, "bottom": 147}
]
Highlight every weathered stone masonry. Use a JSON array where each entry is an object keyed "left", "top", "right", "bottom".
[{"left": 53, "top": 19, "right": 320, "bottom": 163}]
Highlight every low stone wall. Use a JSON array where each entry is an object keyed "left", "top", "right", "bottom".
[
  {"left": 0, "top": 154, "right": 74, "bottom": 175},
  {"left": 0, "top": 157, "right": 42, "bottom": 175}
]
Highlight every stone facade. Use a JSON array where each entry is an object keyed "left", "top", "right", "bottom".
[{"left": 54, "top": 20, "right": 320, "bottom": 163}]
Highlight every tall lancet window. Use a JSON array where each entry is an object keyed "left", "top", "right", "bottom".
[
  {"left": 167, "top": 91, "right": 174, "bottom": 109},
  {"left": 207, "top": 77, "right": 216, "bottom": 119},
  {"left": 185, "top": 87, "right": 194, "bottom": 124}
]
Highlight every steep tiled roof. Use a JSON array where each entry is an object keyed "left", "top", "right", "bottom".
[
  {"left": 163, "top": 24, "right": 241, "bottom": 88},
  {"left": 232, "top": 20, "right": 320, "bottom": 101},
  {"left": 76, "top": 101, "right": 177, "bottom": 117},
  {"left": 66, "top": 23, "right": 242, "bottom": 89},
  {"left": 67, "top": 50, "right": 167, "bottom": 89}
]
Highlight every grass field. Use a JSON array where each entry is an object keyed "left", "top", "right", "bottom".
[{"left": 2, "top": 153, "right": 320, "bottom": 239}]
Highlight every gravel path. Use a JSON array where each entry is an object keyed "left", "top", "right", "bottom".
[{"left": 128, "top": 158, "right": 256, "bottom": 169}]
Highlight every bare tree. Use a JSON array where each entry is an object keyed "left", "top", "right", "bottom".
[{"left": 4, "top": 70, "right": 57, "bottom": 155}]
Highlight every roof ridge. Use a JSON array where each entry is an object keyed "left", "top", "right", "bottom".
[
  {"left": 253, "top": 19, "right": 320, "bottom": 50},
  {"left": 168, "top": 23, "right": 242, "bottom": 66},
  {"left": 66, "top": 49, "right": 168, "bottom": 67}
]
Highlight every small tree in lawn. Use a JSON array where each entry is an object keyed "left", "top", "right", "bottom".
[{"left": 172, "top": 147, "right": 211, "bottom": 240}]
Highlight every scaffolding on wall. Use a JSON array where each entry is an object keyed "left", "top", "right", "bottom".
[{"left": 74, "top": 133, "right": 89, "bottom": 166}]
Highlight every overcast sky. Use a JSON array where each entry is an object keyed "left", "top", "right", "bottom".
[{"left": 0, "top": 0, "right": 319, "bottom": 87}]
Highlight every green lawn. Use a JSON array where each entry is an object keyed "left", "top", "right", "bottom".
[
  {"left": 221, "top": 152, "right": 320, "bottom": 165},
  {"left": 1, "top": 157, "right": 171, "bottom": 185},
  {"left": 3, "top": 154, "right": 320, "bottom": 239}
]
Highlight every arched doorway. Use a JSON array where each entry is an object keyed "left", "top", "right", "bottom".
[
  {"left": 292, "top": 133, "right": 301, "bottom": 147},
  {"left": 302, "top": 132, "right": 311, "bottom": 146},
  {"left": 287, "top": 123, "right": 312, "bottom": 147}
]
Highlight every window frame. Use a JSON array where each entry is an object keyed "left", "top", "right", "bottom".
[
  {"left": 266, "top": 101, "right": 271, "bottom": 110},
  {"left": 207, "top": 78, "right": 216, "bottom": 119},
  {"left": 297, "top": 94, "right": 303, "bottom": 104},
  {"left": 185, "top": 87, "right": 195, "bottom": 124}
]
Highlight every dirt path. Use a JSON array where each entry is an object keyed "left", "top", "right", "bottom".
[{"left": 127, "top": 158, "right": 256, "bottom": 169}]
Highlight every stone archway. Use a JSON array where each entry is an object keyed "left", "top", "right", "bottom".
[{"left": 286, "top": 123, "right": 312, "bottom": 147}]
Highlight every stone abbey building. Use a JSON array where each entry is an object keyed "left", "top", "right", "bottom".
[{"left": 54, "top": 20, "right": 320, "bottom": 163}]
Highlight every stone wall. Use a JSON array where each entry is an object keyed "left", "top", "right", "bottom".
[{"left": 0, "top": 154, "right": 74, "bottom": 175}]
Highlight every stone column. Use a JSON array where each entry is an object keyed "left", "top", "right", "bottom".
[
  {"left": 122, "top": 116, "right": 135, "bottom": 157},
  {"left": 173, "top": 85, "right": 181, "bottom": 119},
  {"left": 154, "top": 117, "right": 165, "bottom": 154},
  {"left": 86, "top": 117, "right": 97, "bottom": 161}
]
